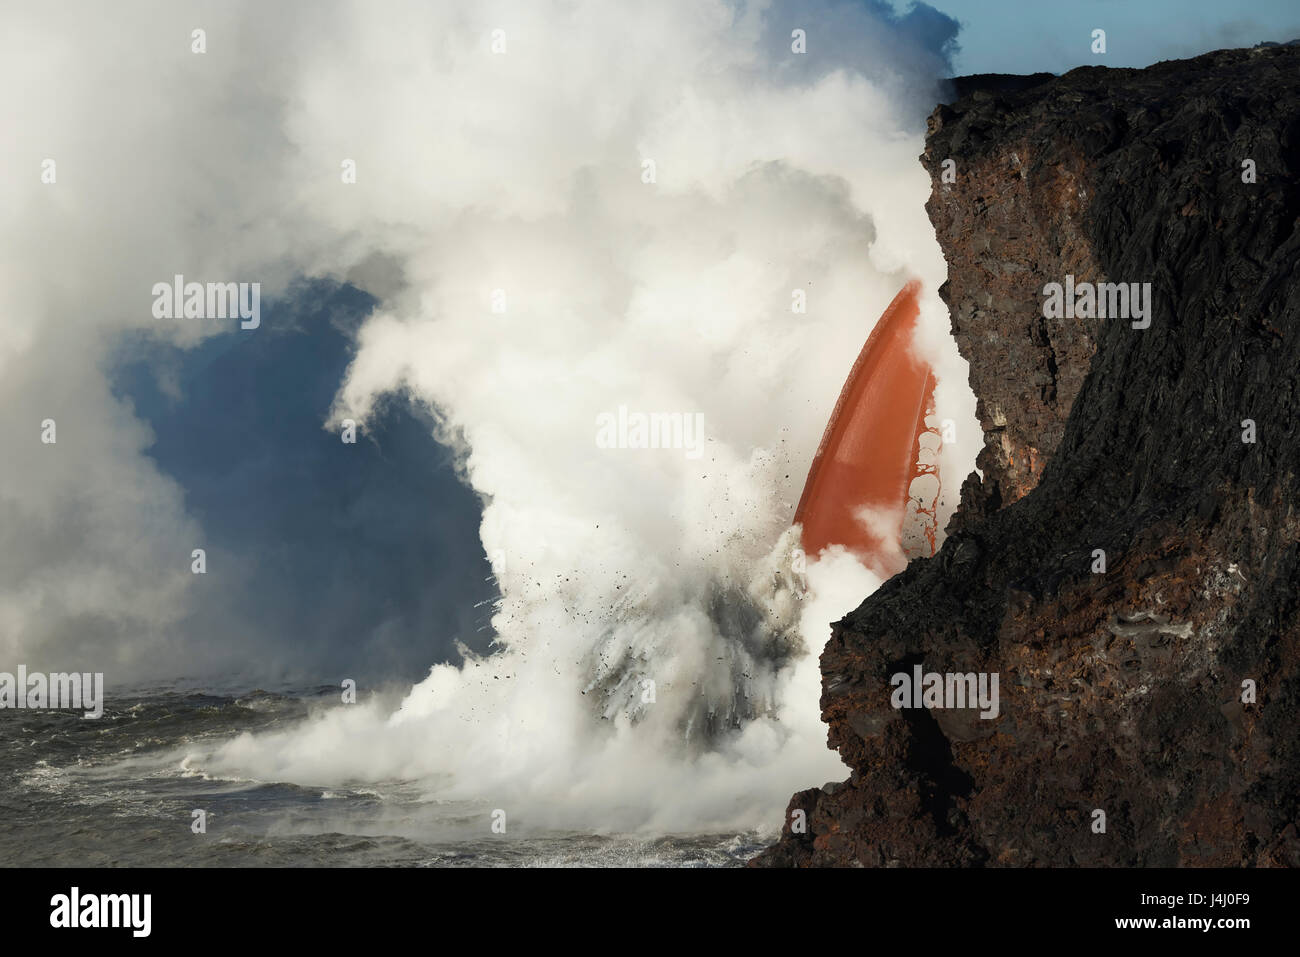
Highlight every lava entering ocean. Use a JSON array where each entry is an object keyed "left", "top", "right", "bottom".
[{"left": 794, "top": 280, "right": 940, "bottom": 576}]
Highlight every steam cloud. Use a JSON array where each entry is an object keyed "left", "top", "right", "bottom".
[{"left": 2, "top": 0, "right": 973, "bottom": 832}]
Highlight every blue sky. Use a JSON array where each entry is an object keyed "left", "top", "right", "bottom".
[
  {"left": 925, "top": 0, "right": 1300, "bottom": 75},
  {"left": 8, "top": 0, "right": 1299, "bottom": 686},
  {"left": 110, "top": 283, "right": 497, "bottom": 683}
]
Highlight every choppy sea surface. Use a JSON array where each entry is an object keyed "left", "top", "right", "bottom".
[{"left": 0, "top": 683, "right": 765, "bottom": 867}]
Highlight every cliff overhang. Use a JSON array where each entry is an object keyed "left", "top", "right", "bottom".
[{"left": 754, "top": 45, "right": 1300, "bottom": 867}]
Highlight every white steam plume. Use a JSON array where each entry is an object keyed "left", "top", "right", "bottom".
[
  {"left": 2, "top": 0, "right": 975, "bottom": 831},
  {"left": 198, "top": 0, "right": 976, "bottom": 831}
]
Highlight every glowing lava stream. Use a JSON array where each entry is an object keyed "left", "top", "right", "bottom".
[{"left": 794, "top": 279, "right": 940, "bottom": 577}]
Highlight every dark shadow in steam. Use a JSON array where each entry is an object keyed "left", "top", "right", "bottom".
[{"left": 109, "top": 280, "right": 497, "bottom": 686}]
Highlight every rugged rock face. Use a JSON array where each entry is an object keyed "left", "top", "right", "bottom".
[{"left": 754, "top": 46, "right": 1300, "bottom": 867}]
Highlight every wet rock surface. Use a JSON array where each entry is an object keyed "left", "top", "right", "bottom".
[{"left": 754, "top": 46, "right": 1300, "bottom": 867}]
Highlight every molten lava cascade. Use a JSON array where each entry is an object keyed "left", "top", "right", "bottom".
[{"left": 794, "top": 279, "right": 940, "bottom": 576}]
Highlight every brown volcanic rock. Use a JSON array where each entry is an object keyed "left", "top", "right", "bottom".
[
  {"left": 928, "top": 132, "right": 1101, "bottom": 509},
  {"left": 753, "top": 46, "right": 1300, "bottom": 867}
]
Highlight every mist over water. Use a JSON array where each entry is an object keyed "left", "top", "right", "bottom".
[
  {"left": 192, "top": 1, "right": 975, "bottom": 832},
  {"left": 3, "top": 1, "right": 976, "bottom": 836}
]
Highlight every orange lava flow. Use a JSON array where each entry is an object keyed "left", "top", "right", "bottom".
[{"left": 794, "top": 279, "right": 938, "bottom": 577}]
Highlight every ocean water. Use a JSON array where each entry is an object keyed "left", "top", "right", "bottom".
[{"left": 0, "top": 684, "right": 766, "bottom": 867}]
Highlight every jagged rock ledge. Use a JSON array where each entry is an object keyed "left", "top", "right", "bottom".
[{"left": 753, "top": 45, "right": 1300, "bottom": 867}]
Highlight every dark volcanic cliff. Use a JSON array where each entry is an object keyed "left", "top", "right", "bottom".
[{"left": 754, "top": 46, "right": 1300, "bottom": 867}]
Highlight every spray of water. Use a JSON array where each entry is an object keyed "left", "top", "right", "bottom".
[
  {"left": 0, "top": 0, "right": 973, "bottom": 832},
  {"left": 187, "top": 1, "right": 974, "bottom": 832}
]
